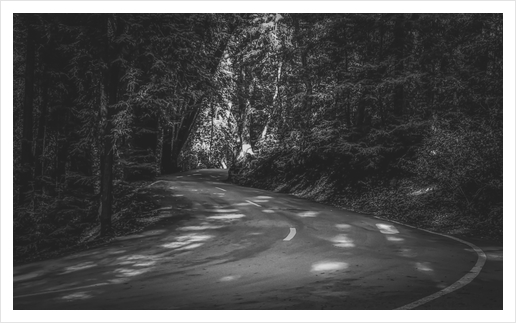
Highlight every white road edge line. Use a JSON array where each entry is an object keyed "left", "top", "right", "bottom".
[
  {"left": 14, "top": 283, "right": 109, "bottom": 299},
  {"left": 215, "top": 187, "right": 226, "bottom": 192},
  {"left": 245, "top": 200, "right": 261, "bottom": 207},
  {"left": 374, "top": 216, "right": 487, "bottom": 310},
  {"left": 283, "top": 228, "right": 297, "bottom": 241}
]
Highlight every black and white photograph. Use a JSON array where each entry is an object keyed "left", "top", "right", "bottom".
[{"left": 2, "top": 1, "right": 514, "bottom": 322}]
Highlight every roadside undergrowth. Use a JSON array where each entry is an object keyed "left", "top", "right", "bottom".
[
  {"left": 230, "top": 164, "right": 502, "bottom": 242},
  {"left": 13, "top": 180, "right": 164, "bottom": 265}
]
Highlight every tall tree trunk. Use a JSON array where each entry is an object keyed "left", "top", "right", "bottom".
[
  {"left": 100, "top": 117, "right": 114, "bottom": 237},
  {"left": 55, "top": 126, "right": 68, "bottom": 196},
  {"left": 393, "top": 14, "right": 405, "bottom": 117},
  {"left": 168, "top": 104, "right": 201, "bottom": 172},
  {"left": 160, "top": 126, "right": 173, "bottom": 173},
  {"left": 34, "top": 59, "right": 49, "bottom": 195},
  {"left": 345, "top": 92, "right": 351, "bottom": 127},
  {"left": 19, "top": 15, "right": 37, "bottom": 205},
  {"left": 100, "top": 15, "right": 122, "bottom": 237},
  {"left": 209, "top": 103, "right": 214, "bottom": 166},
  {"left": 260, "top": 60, "right": 282, "bottom": 141},
  {"left": 356, "top": 92, "right": 366, "bottom": 127}
]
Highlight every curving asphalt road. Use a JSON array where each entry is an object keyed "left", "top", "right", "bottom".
[{"left": 13, "top": 169, "right": 503, "bottom": 310}]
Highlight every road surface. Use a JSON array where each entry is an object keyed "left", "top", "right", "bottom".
[{"left": 13, "top": 169, "right": 502, "bottom": 310}]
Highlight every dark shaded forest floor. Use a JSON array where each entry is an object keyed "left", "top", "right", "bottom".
[{"left": 13, "top": 181, "right": 176, "bottom": 265}]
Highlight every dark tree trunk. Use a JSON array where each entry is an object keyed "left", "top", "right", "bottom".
[
  {"left": 56, "top": 130, "right": 68, "bottom": 194},
  {"left": 345, "top": 92, "right": 351, "bottom": 127},
  {"left": 100, "top": 15, "right": 123, "bottom": 237},
  {"left": 356, "top": 98, "right": 366, "bottom": 127},
  {"left": 393, "top": 14, "right": 405, "bottom": 116},
  {"left": 34, "top": 64, "right": 49, "bottom": 195},
  {"left": 161, "top": 126, "right": 173, "bottom": 173},
  {"left": 169, "top": 107, "right": 201, "bottom": 172},
  {"left": 19, "top": 15, "right": 37, "bottom": 205},
  {"left": 100, "top": 126, "right": 114, "bottom": 237},
  {"left": 209, "top": 103, "right": 214, "bottom": 165}
]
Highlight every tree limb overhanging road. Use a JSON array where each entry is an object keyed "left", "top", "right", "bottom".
[{"left": 13, "top": 169, "right": 502, "bottom": 310}]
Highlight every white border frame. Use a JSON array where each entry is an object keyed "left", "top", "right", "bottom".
[{"left": 2, "top": 1, "right": 514, "bottom": 322}]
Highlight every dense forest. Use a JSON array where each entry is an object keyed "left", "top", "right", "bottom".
[{"left": 13, "top": 13, "right": 503, "bottom": 261}]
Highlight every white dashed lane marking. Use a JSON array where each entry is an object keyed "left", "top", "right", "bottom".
[
  {"left": 283, "top": 228, "right": 297, "bottom": 241},
  {"left": 215, "top": 187, "right": 226, "bottom": 192}
]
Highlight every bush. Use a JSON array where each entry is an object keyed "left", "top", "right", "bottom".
[{"left": 409, "top": 116, "right": 502, "bottom": 224}]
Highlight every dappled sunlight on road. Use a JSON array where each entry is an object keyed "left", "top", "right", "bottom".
[
  {"left": 116, "top": 254, "right": 160, "bottom": 266},
  {"left": 60, "top": 262, "right": 97, "bottom": 275},
  {"left": 376, "top": 222, "right": 407, "bottom": 248},
  {"left": 396, "top": 248, "right": 417, "bottom": 258},
  {"left": 331, "top": 234, "right": 355, "bottom": 248},
  {"left": 114, "top": 267, "right": 152, "bottom": 277},
  {"left": 177, "top": 243, "right": 204, "bottom": 250},
  {"left": 207, "top": 208, "right": 239, "bottom": 213},
  {"left": 161, "top": 233, "right": 213, "bottom": 249},
  {"left": 375, "top": 223, "right": 399, "bottom": 234},
  {"left": 415, "top": 262, "right": 433, "bottom": 272},
  {"left": 411, "top": 261, "right": 447, "bottom": 288},
  {"left": 63, "top": 250, "right": 102, "bottom": 260},
  {"left": 233, "top": 202, "right": 253, "bottom": 206},
  {"left": 246, "top": 195, "right": 273, "bottom": 203},
  {"left": 178, "top": 224, "right": 223, "bottom": 231},
  {"left": 311, "top": 261, "right": 349, "bottom": 272},
  {"left": 133, "top": 261, "right": 157, "bottom": 267},
  {"left": 219, "top": 275, "right": 241, "bottom": 282},
  {"left": 109, "top": 278, "right": 130, "bottom": 284},
  {"left": 100, "top": 254, "right": 164, "bottom": 283},
  {"left": 481, "top": 247, "right": 503, "bottom": 261},
  {"left": 335, "top": 223, "right": 352, "bottom": 230},
  {"left": 105, "top": 250, "right": 126, "bottom": 255},
  {"left": 116, "top": 230, "right": 167, "bottom": 242},
  {"left": 141, "top": 229, "right": 166, "bottom": 237},
  {"left": 13, "top": 278, "right": 47, "bottom": 289},
  {"left": 207, "top": 213, "right": 245, "bottom": 220},
  {"left": 13, "top": 271, "right": 46, "bottom": 282},
  {"left": 297, "top": 211, "right": 319, "bottom": 218},
  {"left": 487, "top": 252, "right": 503, "bottom": 261},
  {"left": 61, "top": 291, "right": 93, "bottom": 301},
  {"left": 386, "top": 236, "right": 404, "bottom": 242}
]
